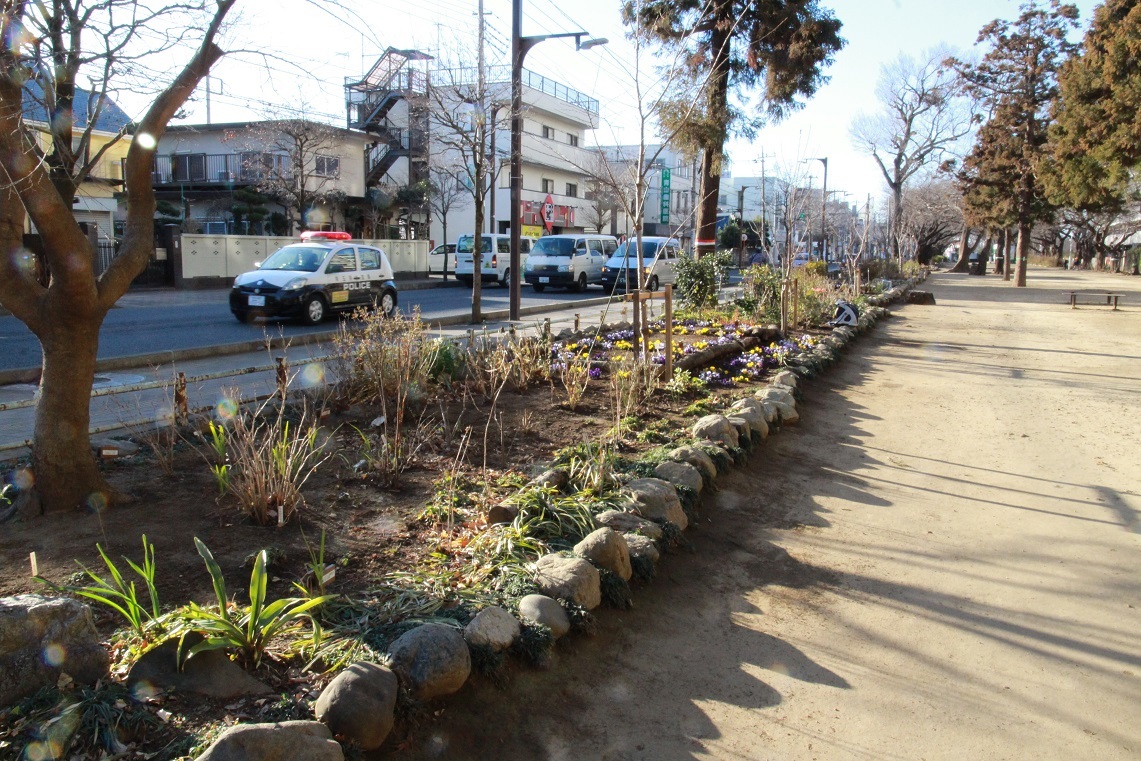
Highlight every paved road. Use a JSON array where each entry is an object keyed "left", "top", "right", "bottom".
[{"left": 0, "top": 281, "right": 618, "bottom": 373}]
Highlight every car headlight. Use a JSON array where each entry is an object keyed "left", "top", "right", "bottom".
[
  {"left": 525, "top": 262, "right": 534, "bottom": 272},
  {"left": 557, "top": 264, "right": 571, "bottom": 272},
  {"left": 602, "top": 267, "right": 611, "bottom": 273},
  {"left": 282, "top": 277, "right": 308, "bottom": 291}
]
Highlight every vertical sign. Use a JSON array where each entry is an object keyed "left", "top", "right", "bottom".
[{"left": 660, "top": 168, "right": 671, "bottom": 225}]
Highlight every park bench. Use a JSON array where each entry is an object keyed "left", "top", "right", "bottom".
[{"left": 1069, "top": 291, "right": 1121, "bottom": 310}]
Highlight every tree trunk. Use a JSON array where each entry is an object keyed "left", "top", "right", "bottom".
[
  {"left": 891, "top": 182, "right": 903, "bottom": 267},
  {"left": 949, "top": 227, "right": 972, "bottom": 273},
  {"left": 1016, "top": 222, "right": 1029, "bottom": 287},
  {"left": 33, "top": 317, "right": 118, "bottom": 512},
  {"left": 442, "top": 216, "right": 449, "bottom": 281},
  {"left": 1002, "top": 228, "right": 1012, "bottom": 281},
  {"left": 471, "top": 169, "right": 483, "bottom": 323},
  {"left": 694, "top": 1, "right": 731, "bottom": 259}
]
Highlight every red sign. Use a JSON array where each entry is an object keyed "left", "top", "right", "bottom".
[{"left": 542, "top": 194, "right": 556, "bottom": 232}]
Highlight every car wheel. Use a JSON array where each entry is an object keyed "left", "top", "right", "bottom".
[
  {"left": 575, "top": 272, "right": 588, "bottom": 293},
  {"left": 232, "top": 310, "right": 249, "bottom": 323},
  {"left": 500, "top": 268, "right": 510, "bottom": 287},
  {"left": 647, "top": 275, "right": 659, "bottom": 292},
  {"left": 378, "top": 289, "right": 397, "bottom": 317},
  {"left": 301, "top": 295, "right": 326, "bottom": 325},
  {"left": 533, "top": 283, "right": 546, "bottom": 293}
]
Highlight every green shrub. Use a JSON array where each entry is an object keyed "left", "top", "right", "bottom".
[
  {"left": 674, "top": 249, "right": 734, "bottom": 309},
  {"left": 805, "top": 260, "right": 829, "bottom": 278},
  {"left": 740, "top": 265, "right": 783, "bottom": 323}
]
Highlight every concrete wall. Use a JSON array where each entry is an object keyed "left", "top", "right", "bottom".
[{"left": 179, "top": 234, "right": 429, "bottom": 285}]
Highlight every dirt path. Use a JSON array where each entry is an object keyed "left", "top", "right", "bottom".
[{"left": 388, "top": 268, "right": 1141, "bottom": 761}]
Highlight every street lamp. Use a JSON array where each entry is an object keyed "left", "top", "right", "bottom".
[
  {"left": 509, "top": 0, "right": 606, "bottom": 320},
  {"left": 802, "top": 157, "right": 828, "bottom": 262}
]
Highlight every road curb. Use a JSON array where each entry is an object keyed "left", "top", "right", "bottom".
[{"left": 0, "top": 296, "right": 618, "bottom": 386}]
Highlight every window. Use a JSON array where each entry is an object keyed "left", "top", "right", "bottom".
[
  {"left": 172, "top": 153, "right": 206, "bottom": 182},
  {"left": 498, "top": 238, "right": 510, "bottom": 253},
  {"left": 325, "top": 250, "right": 358, "bottom": 273},
  {"left": 358, "top": 248, "right": 382, "bottom": 270},
  {"left": 587, "top": 239, "right": 603, "bottom": 254},
  {"left": 603, "top": 239, "right": 618, "bottom": 255},
  {"left": 542, "top": 125, "right": 554, "bottom": 139},
  {"left": 315, "top": 155, "right": 340, "bottom": 178},
  {"left": 565, "top": 182, "right": 578, "bottom": 198},
  {"left": 541, "top": 178, "right": 554, "bottom": 194},
  {"left": 568, "top": 134, "right": 579, "bottom": 147}
]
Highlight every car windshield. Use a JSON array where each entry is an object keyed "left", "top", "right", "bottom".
[
  {"left": 531, "top": 237, "right": 577, "bottom": 257},
  {"left": 457, "top": 236, "right": 492, "bottom": 254},
  {"left": 259, "top": 246, "right": 325, "bottom": 272},
  {"left": 614, "top": 240, "right": 660, "bottom": 262}
]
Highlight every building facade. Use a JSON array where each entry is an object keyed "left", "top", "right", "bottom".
[{"left": 151, "top": 121, "right": 372, "bottom": 235}]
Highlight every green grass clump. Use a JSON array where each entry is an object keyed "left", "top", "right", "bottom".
[
  {"left": 511, "top": 621, "right": 554, "bottom": 669},
  {"left": 599, "top": 568, "right": 633, "bottom": 610}
]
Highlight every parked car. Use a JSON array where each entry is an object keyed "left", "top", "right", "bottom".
[
  {"left": 600, "top": 236, "right": 682, "bottom": 292},
  {"left": 229, "top": 231, "right": 397, "bottom": 325},
  {"left": 454, "top": 233, "right": 534, "bottom": 286},
  {"left": 428, "top": 243, "right": 456, "bottom": 274},
  {"left": 524, "top": 234, "right": 618, "bottom": 292}
]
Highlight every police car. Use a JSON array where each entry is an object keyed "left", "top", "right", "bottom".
[{"left": 229, "top": 232, "right": 398, "bottom": 324}]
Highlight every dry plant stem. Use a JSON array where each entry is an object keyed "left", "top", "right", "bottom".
[
  {"left": 481, "top": 377, "right": 510, "bottom": 504},
  {"left": 448, "top": 428, "right": 472, "bottom": 532}
]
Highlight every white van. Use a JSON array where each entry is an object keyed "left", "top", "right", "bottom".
[
  {"left": 454, "top": 233, "right": 535, "bottom": 287},
  {"left": 600, "top": 236, "right": 682, "bottom": 292},
  {"left": 524, "top": 234, "right": 619, "bottom": 292}
]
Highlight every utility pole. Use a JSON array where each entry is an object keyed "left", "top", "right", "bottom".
[{"left": 755, "top": 152, "right": 772, "bottom": 257}]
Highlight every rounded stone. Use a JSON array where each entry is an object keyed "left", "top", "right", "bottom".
[
  {"left": 653, "top": 460, "right": 703, "bottom": 493},
  {"left": 623, "top": 478, "right": 687, "bottom": 530},
  {"left": 463, "top": 606, "right": 521, "bottom": 652},
  {"left": 574, "top": 527, "right": 632, "bottom": 581},
  {"left": 517, "top": 594, "right": 571, "bottom": 639},
  {"left": 533, "top": 554, "right": 602, "bottom": 610},
  {"left": 594, "top": 509, "right": 664, "bottom": 540},
  {"left": 667, "top": 446, "right": 717, "bottom": 483},
  {"left": 314, "top": 662, "right": 397, "bottom": 750},
  {"left": 692, "top": 414, "right": 738, "bottom": 448},
  {"left": 623, "top": 533, "right": 660, "bottom": 565},
  {"left": 386, "top": 624, "right": 471, "bottom": 701}
]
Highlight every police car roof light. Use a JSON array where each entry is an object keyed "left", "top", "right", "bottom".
[{"left": 300, "top": 231, "right": 351, "bottom": 241}]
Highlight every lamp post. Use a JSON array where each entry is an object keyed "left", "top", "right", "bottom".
[
  {"left": 803, "top": 157, "right": 828, "bottom": 261},
  {"left": 510, "top": 0, "right": 605, "bottom": 320}
]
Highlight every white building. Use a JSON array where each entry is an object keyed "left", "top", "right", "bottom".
[
  {"left": 594, "top": 143, "right": 700, "bottom": 246},
  {"left": 428, "top": 66, "right": 601, "bottom": 245}
]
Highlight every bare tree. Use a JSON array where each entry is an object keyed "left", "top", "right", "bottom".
[
  {"left": 426, "top": 159, "right": 470, "bottom": 280},
  {"left": 0, "top": 0, "right": 237, "bottom": 514},
  {"left": 420, "top": 44, "right": 505, "bottom": 323},
  {"left": 899, "top": 178, "right": 965, "bottom": 264},
  {"left": 239, "top": 114, "right": 346, "bottom": 233},
  {"left": 851, "top": 48, "right": 976, "bottom": 264}
]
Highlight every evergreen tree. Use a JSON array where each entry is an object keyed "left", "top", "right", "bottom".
[
  {"left": 625, "top": 0, "right": 843, "bottom": 257},
  {"left": 951, "top": 0, "right": 1079, "bottom": 287}
]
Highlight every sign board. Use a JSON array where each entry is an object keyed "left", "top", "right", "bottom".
[
  {"left": 542, "top": 194, "right": 555, "bottom": 232},
  {"left": 660, "top": 168, "right": 671, "bottom": 225}
]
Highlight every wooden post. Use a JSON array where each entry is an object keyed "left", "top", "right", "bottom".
[
  {"left": 792, "top": 277, "right": 800, "bottom": 329},
  {"left": 174, "top": 371, "right": 188, "bottom": 426},
  {"left": 574, "top": 313, "right": 580, "bottom": 332},
  {"left": 664, "top": 284, "right": 674, "bottom": 379},
  {"left": 631, "top": 287, "right": 642, "bottom": 356},
  {"left": 543, "top": 318, "right": 551, "bottom": 339}
]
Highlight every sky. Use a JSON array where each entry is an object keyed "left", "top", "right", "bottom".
[{"left": 119, "top": 0, "right": 1102, "bottom": 210}]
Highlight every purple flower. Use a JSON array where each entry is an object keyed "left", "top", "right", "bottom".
[{"left": 588, "top": 366, "right": 603, "bottom": 379}]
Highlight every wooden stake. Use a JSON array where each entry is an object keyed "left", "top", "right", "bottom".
[
  {"left": 792, "top": 277, "right": 800, "bottom": 329},
  {"left": 664, "top": 284, "right": 674, "bottom": 379},
  {"left": 574, "top": 313, "right": 580, "bottom": 332},
  {"left": 174, "top": 372, "right": 189, "bottom": 426},
  {"left": 29, "top": 552, "right": 37, "bottom": 577}
]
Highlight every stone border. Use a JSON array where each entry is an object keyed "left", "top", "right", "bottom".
[{"left": 201, "top": 277, "right": 922, "bottom": 759}]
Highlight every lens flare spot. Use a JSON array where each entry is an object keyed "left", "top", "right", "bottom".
[
  {"left": 215, "top": 398, "right": 238, "bottom": 420},
  {"left": 42, "top": 643, "right": 66, "bottom": 667},
  {"left": 9, "top": 247, "right": 37, "bottom": 276},
  {"left": 13, "top": 468, "right": 34, "bottom": 490},
  {"left": 300, "top": 363, "right": 325, "bottom": 387},
  {"left": 85, "top": 491, "right": 108, "bottom": 514},
  {"left": 132, "top": 679, "right": 159, "bottom": 701},
  {"left": 24, "top": 741, "right": 59, "bottom": 761},
  {"left": 135, "top": 132, "right": 157, "bottom": 150}
]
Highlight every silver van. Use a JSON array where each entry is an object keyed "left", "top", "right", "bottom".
[
  {"left": 524, "top": 234, "right": 619, "bottom": 292},
  {"left": 600, "top": 236, "right": 682, "bottom": 292}
]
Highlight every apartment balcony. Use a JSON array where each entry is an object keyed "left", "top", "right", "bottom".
[{"left": 143, "top": 153, "right": 291, "bottom": 186}]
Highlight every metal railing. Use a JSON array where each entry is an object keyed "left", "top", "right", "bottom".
[
  {"left": 145, "top": 153, "right": 290, "bottom": 185},
  {"left": 435, "top": 66, "right": 599, "bottom": 115}
]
